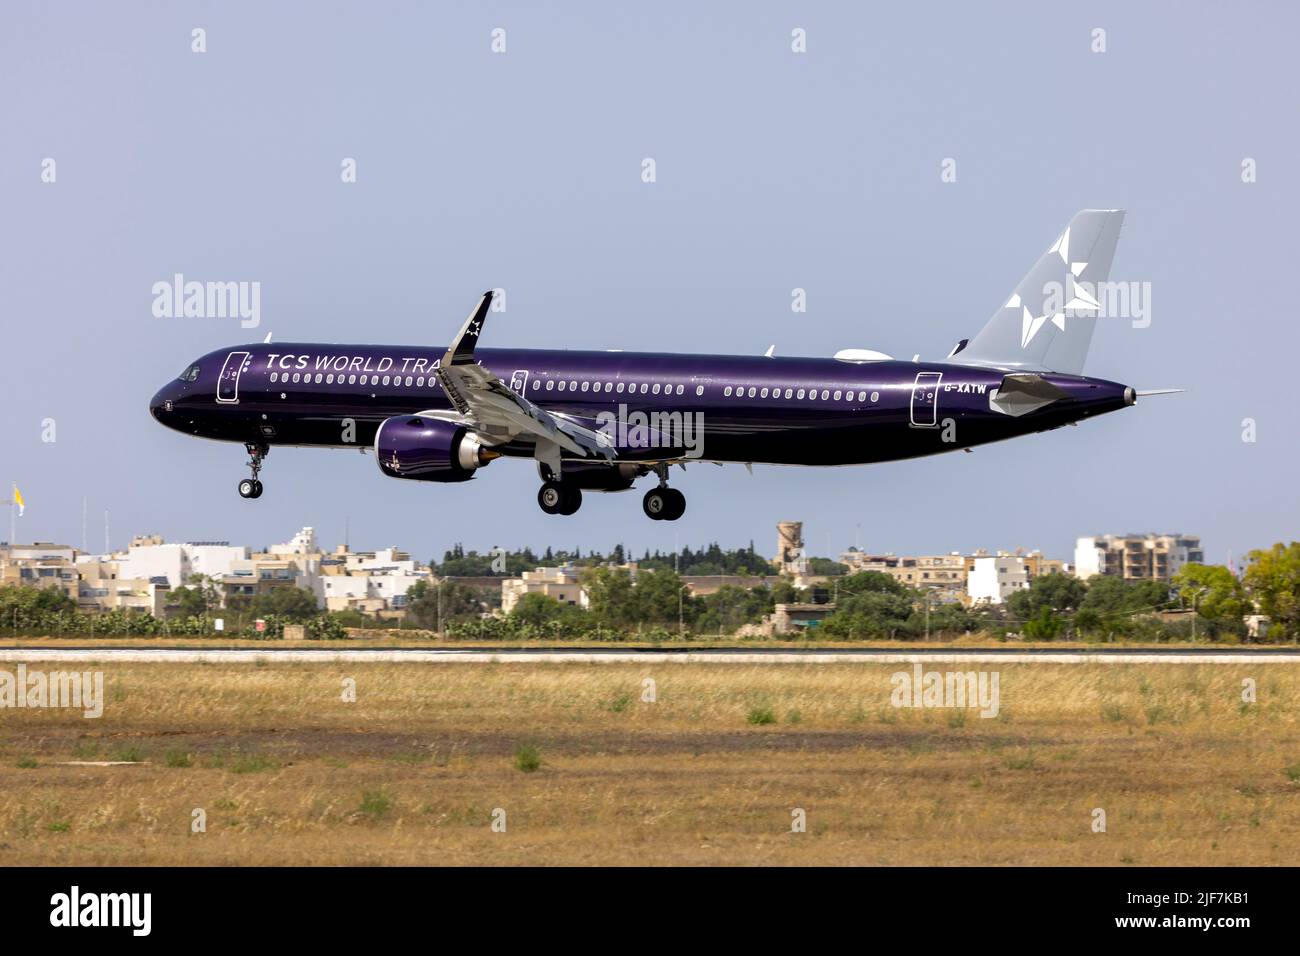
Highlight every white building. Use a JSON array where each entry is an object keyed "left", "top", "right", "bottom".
[
  {"left": 342, "top": 547, "right": 419, "bottom": 576},
  {"left": 315, "top": 543, "right": 430, "bottom": 612},
  {"left": 269, "top": 526, "right": 320, "bottom": 557},
  {"left": 113, "top": 538, "right": 247, "bottom": 589},
  {"left": 319, "top": 570, "right": 427, "bottom": 612},
  {"left": 1075, "top": 533, "right": 1203, "bottom": 582},
  {"left": 967, "top": 555, "right": 1033, "bottom": 605}
]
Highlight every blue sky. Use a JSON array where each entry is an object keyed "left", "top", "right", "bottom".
[{"left": 2, "top": 1, "right": 1295, "bottom": 565}]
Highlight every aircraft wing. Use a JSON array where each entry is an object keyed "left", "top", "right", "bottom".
[{"left": 435, "top": 292, "right": 615, "bottom": 464}]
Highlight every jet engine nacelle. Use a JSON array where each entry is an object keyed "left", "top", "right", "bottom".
[{"left": 375, "top": 415, "right": 493, "bottom": 483}]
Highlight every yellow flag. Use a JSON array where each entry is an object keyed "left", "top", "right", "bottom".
[{"left": 12, "top": 485, "right": 23, "bottom": 517}]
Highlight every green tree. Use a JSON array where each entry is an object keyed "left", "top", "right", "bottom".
[
  {"left": 172, "top": 574, "right": 220, "bottom": 618},
  {"left": 820, "top": 589, "right": 916, "bottom": 640},
  {"left": 509, "top": 593, "right": 586, "bottom": 629},
  {"left": 837, "top": 571, "right": 909, "bottom": 598},
  {"left": 1073, "top": 575, "right": 1170, "bottom": 636},
  {"left": 1243, "top": 542, "right": 1300, "bottom": 637},
  {"left": 1006, "top": 572, "right": 1087, "bottom": 621},
  {"left": 1172, "top": 564, "right": 1249, "bottom": 624},
  {"left": 405, "top": 579, "right": 489, "bottom": 630},
  {"left": 226, "top": 585, "right": 319, "bottom": 622},
  {"left": 1021, "top": 605, "right": 1064, "bottom": 641},
  {"left": 806, "top": 557, "right": 849, "bottom": 576},
  {"left": 694, "top": 584, "right": 771, "bottom": 634}
]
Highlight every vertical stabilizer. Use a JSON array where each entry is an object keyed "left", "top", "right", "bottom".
[{"left": 953, "top": 209, "right": 1125, "bottom": 373}]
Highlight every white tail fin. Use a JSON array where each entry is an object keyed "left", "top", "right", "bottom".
[{"left": 952, "top": 209, "right": 1125, "bottom": 374}]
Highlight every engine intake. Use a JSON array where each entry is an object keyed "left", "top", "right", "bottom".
[{"left": 375, "top": 416, "right": 494, "bottom": 483}]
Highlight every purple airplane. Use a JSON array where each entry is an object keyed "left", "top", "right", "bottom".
[{"left": 151, "top": 210, "right": 1175, "bottom": 521}]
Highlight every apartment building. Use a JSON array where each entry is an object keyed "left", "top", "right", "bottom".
[{"left": 1074, "top": 534, "right": 1203, "bottom": 582}]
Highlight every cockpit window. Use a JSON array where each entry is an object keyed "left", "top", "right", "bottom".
[{"left": 178, "top": 365, "right": 200, "bottom": 383}]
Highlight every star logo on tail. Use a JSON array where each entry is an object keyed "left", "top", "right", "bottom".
[{"left": 1012, "top": 227, "right": 1101, "bottom": 349}]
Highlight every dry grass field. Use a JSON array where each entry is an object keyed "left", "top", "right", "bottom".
[{"left": 1, "top": 660, "right": 1298, "bottom": 865}]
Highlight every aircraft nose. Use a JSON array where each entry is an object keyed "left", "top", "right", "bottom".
[{"left": 150, "top": 383, "right": 179, "bottom": 423}]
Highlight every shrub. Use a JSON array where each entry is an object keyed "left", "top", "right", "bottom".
[{"left": 514, "top": 744, "right": 542, "bottom": 773}]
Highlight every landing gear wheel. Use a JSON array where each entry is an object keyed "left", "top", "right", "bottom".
[
  {"left": 660, "top": 487, "right": 686, "bottom": 520},
  {"left": 643, "top": 488, "right": 668, "bottom": 520},
  {"left": 538, "top": 478, "right": 569, "bottom": 515},
  {"left": 539, "top": 482, "right": 582, "bottom": 515},
  {"left": 643, "top": 487, "right": 685, "bottom": 521},
  {"left": 558, "top": 485, "right": 582, "bottom": 516},
  {"left": 240, "top": 442, "right": 269, "bottom": 500}
]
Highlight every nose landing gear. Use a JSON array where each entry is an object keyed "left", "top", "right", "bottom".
[{"left": 238, "top": 442, "right": 268, "bottom": 499}]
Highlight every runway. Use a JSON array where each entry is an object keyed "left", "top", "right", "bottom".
[{"left": 2, "top": 646, "right": 1298, "bottom": 664}]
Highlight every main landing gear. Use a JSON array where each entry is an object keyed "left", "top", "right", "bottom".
[
  {"left": 642, "top": 463, "right": 686, "bottom": 521},
  {"left": 538, "top": 480, "right": 582, "bottom": 516},
  {"left": 534, "top": 463, "right": 685, "bottom": 520},
  {"left": 238, "top": 442, "right": 268, "bottom": 499}
]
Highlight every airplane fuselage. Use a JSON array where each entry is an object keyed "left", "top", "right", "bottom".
[{"left": 150, "top": 343, "right": 1133, "bottom": 466}]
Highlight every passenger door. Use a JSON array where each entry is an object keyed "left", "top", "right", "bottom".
[
  {"left": 217, "top": 351, "right": 251, "bottom": 404},
  {"left": 909, "top": 371, "right": 942, "bottom": 427}
]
